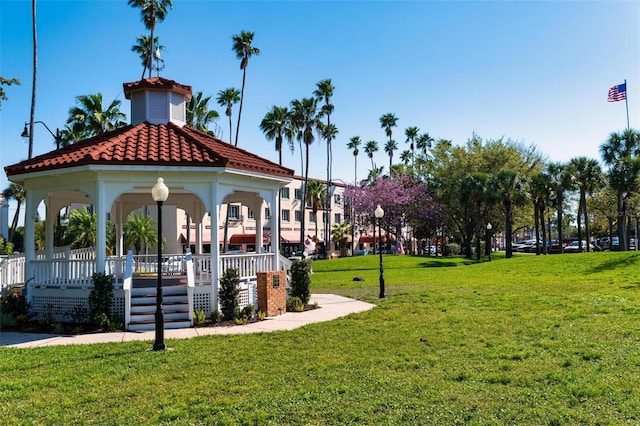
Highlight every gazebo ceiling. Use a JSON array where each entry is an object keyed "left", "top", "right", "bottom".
[{"left": 4, "top": 121, "right": 294, "bottom": 180}]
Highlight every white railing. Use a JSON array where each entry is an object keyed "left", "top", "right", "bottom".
[
  {"left": 220, "top": 253, "right": 274, "bottom": 278},
  {"left": 32, "top": 258, "right": 97, "bottom": 289},
  {"left": 0, "top": 255, "right": 26, "bottom": 293}
]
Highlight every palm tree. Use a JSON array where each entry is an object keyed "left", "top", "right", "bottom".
[
  {"left": 568, "top": 157, "right": 603, "bottom": 252},
  {"left": 231, "top": 30, "right": 260, "bottom": 146},
  {"left": 66, "top": 207, "right": 96, "bottom": 249},
  {"left": 58, "top": 123, "right": 88, "bottom": 146},
  {"left": 400, "top": 150, "right": 412, "bottom": 166},
  {"left": 123, "top": 211, "right": 159, "bottom": 255},
  {"left": 3, "top": 183, "right": 25, "bottom": 242},
  {"left": 187, "top": 91, "right": 220, "bottom": 135},
  {"left": 314, "top": 79, "right": 335, "bottom": 253},
  {"left": 331, "top": 221, "right": 351, "bottom": 257},
  {"left": 131, "top": 35, "right": 165, "bottom": 79},
  {"left": 305, "top": 180, "right": 327, "bottom": 238},
  {"left": 529, "top": 172, "right": 552, "bottom": 255},
  {"left": 416, "top": 133, "right": 434, "bottom": 156},
  {"left": 600, "top": 129, "right": 640, "bottom": 250},
  {"left": 367, "top": 165, "right": 385, "bottom": 184},
  {"left": 489, "top": 170, "right": 527, "bottom": 258},
  {"left": 216, "top": 88, "right": 240, "bottom": 143},
  {"left": 128, "top": 0, "right": 173, "bottom": 78},
  {"left": 67, "top": 93, "right": 127, "bottom": 137},
  {"left": 379, "top": 112, "right": 398, "bottom": 144},
  {"left": 384, "top": 139, "right": 398, "bottom": 175},
  {"left": 28, "top": 0, "right": 37, "bottom": 160},
  {"left": 347, "top": 136, "right": 361, "bottom": 184},
  {"left": 364, "top": 140, "right": 379, "bottom": 170},
  {"left": 405, "top": 126, "right": 419, "bottom": 172},
  {"left": 260, "top": 106, "right": 294, "bottom": 165},
  {"left": 290, "top": 97, "right": 320, "bottom": 250},
  {"left": 546, "top": 162, "right": 570, "bottom": 254}
]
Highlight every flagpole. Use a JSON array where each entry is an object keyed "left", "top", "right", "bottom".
[{"left": 625, "top": 79, "right": 630, "bottom": 130}]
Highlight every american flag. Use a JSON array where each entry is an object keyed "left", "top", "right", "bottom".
[{"left": 608, "top": 83, "right": 627, "bottom": 102}]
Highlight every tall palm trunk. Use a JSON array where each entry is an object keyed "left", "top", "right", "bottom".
[
  {"left": 556, "top": 190, "right": 564, "bottom": 254},
  {"left": 354, "top": 154, "right": 358, "bottom": 184},
  {"left": 505, "top": 200, "right": 513, "bottom": 258},
  {"left": 582, "top": 191, "right": 591, "bottom": 252},
  {"left": 576, "top": 191, "right": 584, "bottom": 252},
  {"left": 538, "top": 204, "right": 547, "bottom": 255},
  {"left": 28, "top": 0, "right": 37, "bottom": 160},
  {"left": 300, "top": 143, "right": 310, "bottom": 253},
  {"left": 234, "top": 69, "right": 246, "bottom": 146}
]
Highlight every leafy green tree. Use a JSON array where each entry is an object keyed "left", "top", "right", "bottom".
[
  {"left": 0, "top": 76, "right": 20, "bottom": 110},
  {"left": 186, "top": 91, "right": 220, "bottom": 135},
  {"left": 231, "top": 30, "right": 260, "bottom": 146},
  {"left": 123, "top": 211, "right": 158, "bottom": 255},
  {"left": 128, "top": 0, "right": 173, "bottom": 78},
  {"left": 400, "top": 150, "right": 412, "bottom": 166},
  {"left": 216, "top": 88, "right": 240, "bottom": 143},
  {"left": 131, "top": 35, "right": 165, "bottom": 79},
  {"left": 347, "top": 136, "right": 361, "bottom": 183}
]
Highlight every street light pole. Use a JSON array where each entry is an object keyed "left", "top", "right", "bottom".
[
  {"left": 151, "top": 177, "right": 169, "bottom": 351},
  {"left": 374, "top": 204, "right": 385, "bottom": 298},
  {"left": 21, "top": 121, "right": 61, "bottom": 150}
]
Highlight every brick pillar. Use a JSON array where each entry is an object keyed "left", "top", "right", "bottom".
[{"left": 257, "top": 270, "right": 287, "bottom": 316}]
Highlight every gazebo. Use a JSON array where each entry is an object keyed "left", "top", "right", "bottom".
[{"left": 3, "top": 77, "right": 294, "bottom": 330}]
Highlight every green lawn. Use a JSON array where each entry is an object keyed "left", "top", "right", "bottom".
[{"left": 1, "top": 252, "right": 639, "bottom": 424}]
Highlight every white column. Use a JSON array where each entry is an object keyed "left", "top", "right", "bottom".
[
  {"left": 45, "top": 197, "right": 56, "bottom": 259},
  {"left": 116, "top": 201, "right": 124, "bottom": 257},
  {"left": 23, "top": 189, "right": 38, "bottom": 303},
  {"left": 269, "top": 189, "right": 280, "bottom": 270},
  {"left": 0, "top": 194, "right": 9, "bottom": 240},
  {"left": 95, "top": 181, "right": 107, "bottom": 273},
  {"left": 210, "top": 183, "right": 220, "bottom": 311}
]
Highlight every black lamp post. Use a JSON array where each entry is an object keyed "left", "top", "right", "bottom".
[
  {"left": 487, "top": 222, "right": 492, "bottom": 261},
  {"left": 374, "top": 204, "right": 385, "bottom": 298},
  {"left": 151, "top": 177, "right": 169, "bottom": 351},
  {"left": 21, "top": 121, "right": 61, "bottom": 150}
]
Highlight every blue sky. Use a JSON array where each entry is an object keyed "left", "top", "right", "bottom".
[{"left": 1, "top": 0, "right": 639, "bottom": 219}]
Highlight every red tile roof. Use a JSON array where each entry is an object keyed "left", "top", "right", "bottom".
[
  {"left": 123, "top": 77, "right": 192, "bottom": 100},
  {"left": 4, "top": 122, "right": 294, "bottom": 178}
]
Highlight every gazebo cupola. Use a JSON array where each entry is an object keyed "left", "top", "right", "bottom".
[{"left": 123, "top": 77, "right": 193, "bottom": 127}]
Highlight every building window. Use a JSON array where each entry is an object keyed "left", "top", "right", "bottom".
[
  {"left": 334, "top": 213, "right": 341, "bottom": 223},
  {"left": 281, "top": 187, "right": 290, "bottom": 199},
  {"left": 295, "top": 210, "right": 302, "bottom": 222},
  {"left": 247, "top": 208, "right": 254, "bottom": 220},
  {"left": 309, "top": 211, "right": 316, "bottom": 223},
  {"left": 334, "top": 194, "right": 341, "bottom": 205},
  {"left": 265, "top": 207, "right": 271, "bottom": 220},
  {"left": 228, "top": 204, "right": 240, "bottom": 220},
  {"left": 294, "top": 188, "right": 302, "bottom": 200},
  {"left": 282, "top": 209, "right": 290, "bottom": 222}
]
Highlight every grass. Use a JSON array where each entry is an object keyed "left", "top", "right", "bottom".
[{"left": 2, "top": 252, "right": 640, "bottom": 424}]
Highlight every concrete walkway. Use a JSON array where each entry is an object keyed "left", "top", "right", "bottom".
[{"left": 0, "top": 294, "right": 376, "bottom": 348}]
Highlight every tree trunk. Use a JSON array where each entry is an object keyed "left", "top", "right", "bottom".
[{"left": 235, "top": 68, "right": 246, "bottom": 146}]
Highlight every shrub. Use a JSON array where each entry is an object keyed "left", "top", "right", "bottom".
[
  {"left": 287, "top": 296, "right": 305, "bottom": 312},
  {"left": 289, "top": 259, "right": 311, "bottom": 305},
  {"left": 193, "top": 310, "right": 206, "bottom": 325},
  {"left": 0, "top": 289, "right": 33, "bottom": 324},
  {"left": 88, "top": 272, "right": 114, "bottom": 325},
  {"left": 445, "top": 243, "right": 461, "bottom": 256},
  {"left": 65, "top": 305, "right": 89, "bottom": 325},
  {"left": 210, "top": 310, "right": 221, "bottom": 323},
  {"left": 257, "top": 310, "right": 266, "bottom": 321},
  {"left": 242, "top": 304, "right": 254, "bottom": 319},
  {"left": 219, "top": 268, "right": 240, "bottom": 320}
]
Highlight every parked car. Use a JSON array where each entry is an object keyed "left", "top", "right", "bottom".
[
  {"left": 354, "top": 249, "right": 370, "bottom": 256},
  {"left": 564, "top": 240, "right": 587, "bottom": 253}
]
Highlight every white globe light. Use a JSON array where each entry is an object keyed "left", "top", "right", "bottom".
[{"left": 151, "top": 177, "right": 169, "bottom": 202}]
